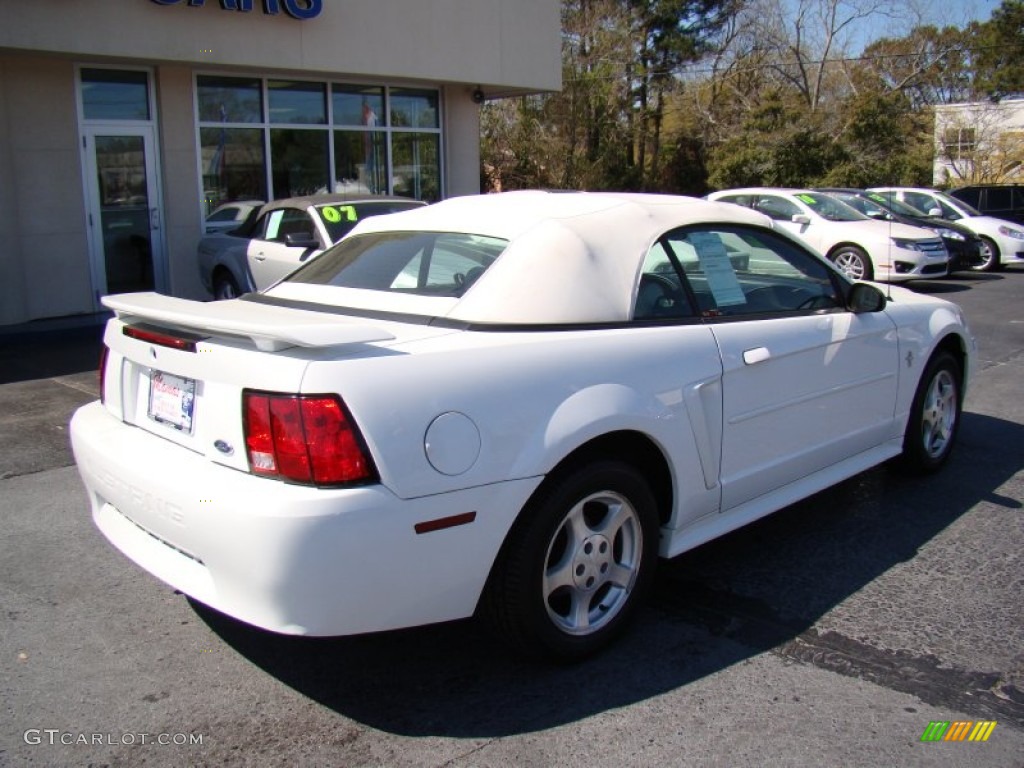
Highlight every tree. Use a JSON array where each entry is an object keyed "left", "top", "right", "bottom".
[
  {"left": 481, "top": 0, "right": 738, "bottom": 193},
  {"left": 971, "top": 0, "right": 1024, "bottom": 99}
]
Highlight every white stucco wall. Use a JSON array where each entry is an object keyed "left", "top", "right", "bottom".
[
  {"left": 0, "top": 0, "right": 561, "bottom": 95},
  {"left": 0, "top": 0, "right": 560, "bottom": 323},
  {"left": 0, "top": 57, "right": 94, "bottom": 323}
]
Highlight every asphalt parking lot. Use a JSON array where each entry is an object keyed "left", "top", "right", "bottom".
[{"left": 1, "top": 270, "right": 1022, "bottom": 767}]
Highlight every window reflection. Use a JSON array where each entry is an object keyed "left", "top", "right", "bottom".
[
  {"left": 268, "top": 80, "right": 327, "bottom": 125},
  {"left": 271, "top": 129, "right": 328, "bottom": 198},
  {"left": 195, "top": 76, "right": 441, "bottom": 207},
  {"left": 197, "top": 76, "right": 262, "bottom": 123},
  {"left": 81, "top": 69, "right": 150, "bottom": 121},
  {"left": 390, "top": 88, "right": 439, "bottom": 128},
  {"left": 200, "top": 127, "right": 267, "bottom": 215},
  {"left": 334, "top": 131, "right": 386, "bottom": 194},
  {"left": 392, "top": 133, "right": 440, "bottom": 202},
  {"left": 332, "top": 85, "right": 384, "bottom": 127}
]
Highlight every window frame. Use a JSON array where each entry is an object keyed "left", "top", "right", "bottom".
[
  {"left": 194, "top": 74, "right": 445, "bottom": 222},
  {"left": 650, "top": 224, "right": 849, "bottom": 322}
]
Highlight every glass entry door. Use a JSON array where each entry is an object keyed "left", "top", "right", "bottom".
[{"left": 84, "top": 126, "right": 164, "bottom": 302}]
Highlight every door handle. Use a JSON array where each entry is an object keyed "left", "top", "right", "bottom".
[
  {"left": 254, "top": 252, "right": 266, "bottom": 261},
  {"left": 150, "top": 207, "right": 160, "bottom": 230},
  {"left": 743, "top": 347, "right": 770, "bottom": 365}
]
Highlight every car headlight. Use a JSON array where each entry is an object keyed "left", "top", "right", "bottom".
[
  {"left": 935, "top": 227, "right": 965, "bottom": 241},
  {"left": 891, "top": 237, "right": 924, "bottom": 251},
  {"left": 998, "top": 225, "right": 1024, "bottom": 240}
]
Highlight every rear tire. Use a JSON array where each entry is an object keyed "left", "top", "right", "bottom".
[
  {"left": 484, "top": 460, "right": 658, "bottom": 661},
  {"left": 213, "top": 272, "right": 241, "bottom": 300},
  {"left": 900, "top": 351, "right": 962, "bottom": 473}
]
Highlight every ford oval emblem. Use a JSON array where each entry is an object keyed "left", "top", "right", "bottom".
[{"left": 214, "top": 440, "right": 234, "bottom": 456}]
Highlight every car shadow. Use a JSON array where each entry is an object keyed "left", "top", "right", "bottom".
[
  {"left": 0, "top": 325, "right": 105, "bottom": 385},
  {"left": 193, "top": 409, "right": 1023, "bottom": 738}
]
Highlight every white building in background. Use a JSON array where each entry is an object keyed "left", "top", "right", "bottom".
[
  {"left": 0, "top": 0, "right": 560, "bottom": 327},
  {"left": 933, "top": 98, "right": 1024, "bottom": 186}
]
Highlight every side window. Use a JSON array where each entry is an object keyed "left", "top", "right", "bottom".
[
  {"left": 665, "top": 226, "right": 843, "bottom": 318},
  {"left": 955, "top": 188, "right": 981, "bottom": 208},
  {"left": 904, "top": 192, "right": 947, "bottom": 219},
  {"left": 754, "top": 195, "right": 801, "bottom": 221},
  {"left": 987, "top": 187, "right": 1011, "bottom": 211},
  {"left": 633, "top": 242, "right": 694, "bottom": 320},
  {"left": 715, "top": 194, "right": 755, "bottom": 209},
  {"left": 937, "top": 199, "right": 962, "bottom": 220},
  {"left": 257, "top": 209, "right": 316, "bottom": 243},
  {"left": 274, "top": 209, "right": 317, "bottom": 242}
]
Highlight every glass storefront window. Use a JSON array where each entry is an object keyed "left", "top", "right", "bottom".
[
  {"left": 197, "top": 76, "right": 441, "bottom": 209},
  {"left": 200, "top": 127, "right": 267, "bottom": 215},
  {"left": 392, "top": 133, "right": 440, "bottom": 202},
  {"left": 390, "top": 88, "right": 439, "bottom": 129},
  {"left": 334, "top": 130, "right": 386, "bottom": 194},
  {"left": 197, "top": 76, "right": 262, "bottom": 123},
  {"left": 332, "top": 85, "right": 384, "bottom": 127},
  {"left": 268, "top": 80, "right": 327, "bottom": 125},
  {"left": 81, "top": 69, "right": 150, "bottom": 121},
  {"left": 271, "top": 129, "right": 329, "bottom": 198}
]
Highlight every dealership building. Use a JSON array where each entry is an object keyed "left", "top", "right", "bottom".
[{"left": 0, "top": 0, "right": 560, "bottom": 327}]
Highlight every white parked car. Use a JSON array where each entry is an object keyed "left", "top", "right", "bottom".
[
  {"left": 707, "top": 188, "right": 949, "bottom": 282},
  {"left": 203, "top": 200, "right": 262, "bottom": 235},
  {"left": 197, "top": 194, "right": 425, "bottom": 300},
  {"left": 70, "top": 191, "right": 974, "bottom": 659},
  {"left": 868, "top": 187, "right": 1024, "bottom": 272}
]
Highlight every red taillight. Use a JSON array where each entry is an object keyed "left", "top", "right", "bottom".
[
  {"left": 243, "top": 392, "right": 376, "bottom": 486},
  {"left": 98, "top": 344, "right": 109, "bottom": 405},
  {"left": 123, "top": 324, "right": 199, "bottom": 352}
]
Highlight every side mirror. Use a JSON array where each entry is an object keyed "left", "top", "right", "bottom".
[
  {"left": 848, "top": 283, "right": 887, "bottom": 313},
  {"left": 792, "top": 214, "right": 811, "bottom": 225},
  {"left": 927, "top": 207, "right": 942, "bottom": 218},
  {"left": 284, "top": 232, "right": 320, "bottom": 249}
]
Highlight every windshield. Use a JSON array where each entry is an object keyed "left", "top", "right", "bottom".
[
  {"left": 934, "top": 190, "right": 982, "bottom": 216},
  {"left": 793, "top": 192, "right": 866, "bottom": 222},
  {"left": 864, "top": 192, "right": 928, "bottom": 217},
  {"left": 834, "top": 193, "right": 891, "bottom": 219},
  {"left": 314, "top": 201, "right": 425, "bottom": 242},
  {"left": 285, "top": 231, "right": 508, "bottom": 297}
]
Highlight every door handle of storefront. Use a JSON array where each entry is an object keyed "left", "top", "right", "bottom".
[{"left": 150, "top": 207, "right": 160, "bottom": 230}]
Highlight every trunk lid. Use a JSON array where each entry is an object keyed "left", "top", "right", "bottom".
[{"left": 98, "top": 292, "right": 439, "bottom": 474}]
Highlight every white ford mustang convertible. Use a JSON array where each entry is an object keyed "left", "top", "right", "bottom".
[{"left": 70, "top": 191, "right": 974, "bottom": 659}]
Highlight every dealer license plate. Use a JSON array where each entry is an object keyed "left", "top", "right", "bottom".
[{"left": 148, "top": 370, "right": 196, "bottom": 433}]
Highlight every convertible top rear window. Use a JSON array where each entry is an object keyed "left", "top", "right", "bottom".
[{"left": 284, "top": 231, "right": 508, "bottom": 297}]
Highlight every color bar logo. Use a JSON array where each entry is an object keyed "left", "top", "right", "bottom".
[{"left": 920, "top": 721, "right": 997, "bottom": 742}]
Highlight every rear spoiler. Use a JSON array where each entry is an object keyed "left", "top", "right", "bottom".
[{"left": 103, "top": 292, "right": 395, "bottom": 352}]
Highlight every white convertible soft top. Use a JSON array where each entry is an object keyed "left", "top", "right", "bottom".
[{"left": 281, "top": 191, "right": 777, "bottom": 325}]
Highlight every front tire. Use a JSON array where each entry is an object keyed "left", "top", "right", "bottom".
[
  {"left": 830, "top": 246, "right": 873, "bottom": 281},
  {"left": 900, "top": 351, "right": 962, "bottom": 473},
  {"left": 484, "top": 460, "right": 659, "bottom": 661},
  {"left": 972, "top": 237, "right": 1002, "bottom": 272}
]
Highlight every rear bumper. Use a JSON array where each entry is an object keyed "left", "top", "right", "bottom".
[{"left": 70, "top": 401, "right": 536, "bottom": 636}]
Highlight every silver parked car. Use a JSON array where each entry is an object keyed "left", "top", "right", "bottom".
[{"left": 198, "top": 194, "right": 425, "bottom": 299}]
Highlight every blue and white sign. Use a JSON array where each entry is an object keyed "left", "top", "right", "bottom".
[{"left": 150, "top": 0, "right": 323, "bottom": 21}]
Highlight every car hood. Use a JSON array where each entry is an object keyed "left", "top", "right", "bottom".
[
  {"left": 827, "top": 219, "right": 940, "bottom": 240},
  {"left": 961, "top": 215, "right": 1024, "bottom": 234}
]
